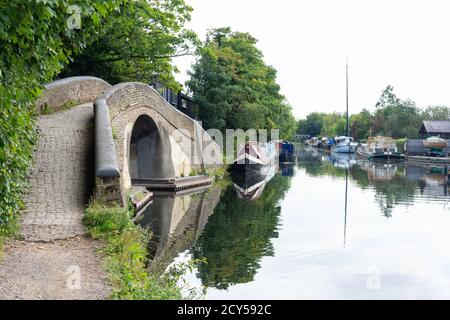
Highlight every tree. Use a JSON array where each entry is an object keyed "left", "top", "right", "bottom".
[
  {"left": 421, "top": 105, "right": 450, "bottom": 120},
  {"left": 350, "top": 108, "right": 372, "bottom": 139},
  {"left": 0, "top": 0, "right": 124, "bottom": 232},
  {"left": 297, "top": 112, "right": 326, "bottom": 136},
  {"left": 373, "top": 86, "right": 422, "bottom": 138},
  {"left": 61, "top": 0, "right": 197, "bottom": 90},
  {"left": 187, "top": 27, "right": 296, "bottom": 139}
]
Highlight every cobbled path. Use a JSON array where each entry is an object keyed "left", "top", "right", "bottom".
[
  {"left": 0, "top": 104, "right": 110, "bottom": 299},
  {"left": 20, "top": 103, "right": 94, "bottom": 241}
]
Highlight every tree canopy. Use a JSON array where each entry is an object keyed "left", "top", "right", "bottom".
[
  {"left": 0, "top": 0, "right": 125, "bottom": 232},
  {"left": 187, "top": 27, "right": 297, "bottom": 139},
  {"left": 298, "top": 85, "right": 450, "bottom": 139},
  {"left": 60, "top": 0, "right": 197, "bottom": 90}
]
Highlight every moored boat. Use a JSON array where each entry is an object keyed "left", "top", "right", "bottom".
[
  {"left": 231, "top": 164, "right": 278, "bottom": 200},
  {"left": 275, "top": 140, "right": 295, "bottom": 163},
  {"left": 232, "top": 141, "right": 278, "bottom": 176},
  {"left": 423, "top": 136, "right": 447, "bottom": 156},
  {"left": 308, "top": 137, "right": 321, "bottom": 148},
  {"left": 331, "top": 136, "right": 357, "bottom": 153},
  {"left": 356, "top": 136, "right": 404, "bottom": 163}
]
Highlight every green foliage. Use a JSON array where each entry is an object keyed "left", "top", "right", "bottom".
[
  {"left": 297, "top": 112, "right": 325, "bottom": 137},
  {"left": 395, "top": 138, "right": 406, "bottom": 153},
  {"left": 205, "top": 166, "right": 228, "bottom": 180},
  {"left": 84, "top": 202, "right": 202, "bottom": 300},
  {"left": 189, "top": 167, "right": 204, "bottom": 176},
  {"left": 372, "top": 86, "right": 422, "bottom": 138},
  {"left": 421, "top": 105, "right": 450, "bottom": 120},
  {"left": 41, "top": 104, "right": 54, "bottom": 115},
  {"left": 350, "top": 108, "right": 372, "bottom": 139},
  {"left": 83, "top": 202, "right": 133, "bottom": 238},
  {"left": 297, "top": 112, "right": 349, "bottom": 138},
  {"left": 0, "top": 0, "right": 125, "bottom": 234},
  {"left": 187, "top": 27, "right": 297, "bottom": 139},
  {"left": 61, "top": 0, "right": 197, "bottom": 90}
]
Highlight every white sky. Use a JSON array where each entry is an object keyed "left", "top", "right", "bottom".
[{"left": 173, "top": 0, "right": 450, "bottom": 119}]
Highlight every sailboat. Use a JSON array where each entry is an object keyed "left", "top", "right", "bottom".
[{"left": 331, "top": 59, "right": 357, "bottom": 154}]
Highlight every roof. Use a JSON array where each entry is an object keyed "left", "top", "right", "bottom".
[{"left": 419, "top": 120, "right": 450, "bottom": 134}]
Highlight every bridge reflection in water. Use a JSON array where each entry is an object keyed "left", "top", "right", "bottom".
[
  {"left": 136, "top": 163, "right": 294, "bottom": 290},
  {"left": 136, "top": 186, "right": 223, "bottom": 272}
]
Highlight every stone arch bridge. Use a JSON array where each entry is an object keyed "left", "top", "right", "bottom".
[{"left": 37, "top": 76, "right": 221, "bottom": 207}]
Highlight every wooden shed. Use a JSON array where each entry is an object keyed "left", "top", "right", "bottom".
[{"left": 419, "top": 120, "right": 450, "bottom": 139}]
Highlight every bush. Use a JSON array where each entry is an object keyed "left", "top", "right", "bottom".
[
  {"left": 84, "top": 202, "right": 202, "bottom": 300},
  {"left": 396, "top": 138, "right": 406, "bottom": 153},
  {"left": 0, "top": 1, "right": 124, "bottom": 234}
]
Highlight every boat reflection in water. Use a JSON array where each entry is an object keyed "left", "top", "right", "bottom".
[
  {"left": 231, "top": 164, "right": 278, "bottom": 200},
  {"left": 298, "top": 145, "right": 450, "bottom": 217},
  {"left": 327, "top": 152, "right": 357, "bottom": 169},
  {"left": 136, "top": 186, "right": 222, "bottom": 272},
  {"left": 358, "top": 160, "right": 398, "bottom": 181}
]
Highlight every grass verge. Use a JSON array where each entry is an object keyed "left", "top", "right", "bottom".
[{"left": 83, "top": 201, "right": 188, "bottom": 300}]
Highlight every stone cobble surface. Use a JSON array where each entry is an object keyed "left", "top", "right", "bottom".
[
  {"left": 20, "top": 103, "right": 95, "bottom": 242},
  {"left": 0, "top": 103, "right": 110, "bottom": 300}
]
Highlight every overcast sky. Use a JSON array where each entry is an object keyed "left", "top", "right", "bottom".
[{"left": 173, "top": 0, "right": 450, "bottom": 119}]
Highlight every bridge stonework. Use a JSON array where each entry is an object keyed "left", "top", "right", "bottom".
[
  {"left": 36, "top": 76, "right": 111, "bottom": 114},
  {"left": 95, "top": 82, "right": 222, "bottom": 203}
]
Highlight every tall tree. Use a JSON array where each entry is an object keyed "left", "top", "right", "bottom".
[
  {"left": 373, "top": 86, "right": 422, "bottom": 138},
  {"left": 421, "top": 105, "right": 450, "bottom": 120},
  {"left": 187, "top": 27, "right": 296, "bottom": 139},
  {"left": 61, "top": 0, "right": 197, "bottom": 89},
  {"left": 350, "top": 108, "right": 372, "bottom": 139},
  {"left": 297, "top": 112, "right": 326, "bottom": 137}
]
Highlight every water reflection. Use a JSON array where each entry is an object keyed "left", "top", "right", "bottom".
[
  {"left": 137, "top": 186, "right": 223, "bottom": 272},
  {"left": 141, "top": 145, "right": 450, "bottom": 299},
  {"left": 191, "top": 172, "right": 292, "bottom": 290},
  {"left": 298, "top": 146, "right": 450, "bottom": 217}
]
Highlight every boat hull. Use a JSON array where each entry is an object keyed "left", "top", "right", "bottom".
[
  {"left": 357, "top": 149, "right": 404, "bottom": 163},
  {"left": 231, "top": 158, "right": 276, "bottom": 177},
  {"left": 332, "top": 144, "right": 356, "bottom": 153},
  {"left": 423, "top": 137, "right": 447, "bottom": 154}
]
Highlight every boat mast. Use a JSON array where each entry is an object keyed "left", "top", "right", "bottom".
[{"left": 346, "top": 57, "right": 349, "bottom": 138}]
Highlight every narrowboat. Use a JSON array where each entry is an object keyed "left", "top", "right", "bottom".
[
  {"left": 275, "top": 140, "right": 295, "bottom": 162},
  {"left": 232, "top": 141, "right": 278, "bottom": 176},
  {"left": 356, "top": 136, "right": 404, "bottom": 163}
]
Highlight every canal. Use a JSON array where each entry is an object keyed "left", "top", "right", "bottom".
[{"left": 138, "top": 145, "right": 450, "bottom": 299}]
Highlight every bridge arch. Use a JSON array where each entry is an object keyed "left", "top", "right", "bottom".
[
  {"left": 94, "top": 81, "right": 222, "bottom": 202},
  {"left": 129, "top": 114, "right": 175, "bottom": 180}
]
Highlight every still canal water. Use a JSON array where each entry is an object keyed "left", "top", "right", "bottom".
[{"left": 139, "top": 145, "right": 450, "bottom": 299}]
